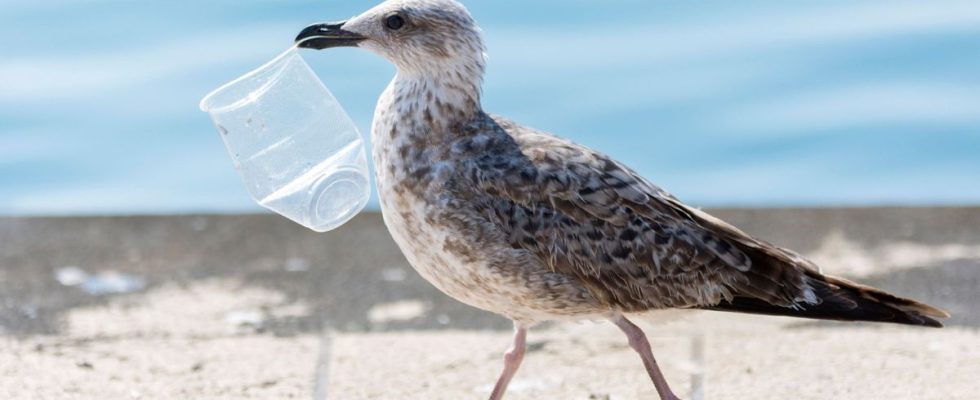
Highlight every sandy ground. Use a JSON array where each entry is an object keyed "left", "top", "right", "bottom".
[
  {"left": 1, "top": 280, "right": 321, "bottom": 399},
  {"left": 1, "top": 208, "right": 978, "bottom": 399},
  {"left": 326, "top": 317, "right": 980, "bottom": 400}
]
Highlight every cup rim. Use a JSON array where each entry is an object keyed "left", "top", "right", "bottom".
[{"left": 198, "top": 45, "right": 303, "bottom": 113}]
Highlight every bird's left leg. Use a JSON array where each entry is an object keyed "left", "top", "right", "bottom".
[
  {"left": 488, "top": 321, "right": 528, "bottom": 400},
  {"left": 610, "top": 314, "right": 682, "bottom": 400}
]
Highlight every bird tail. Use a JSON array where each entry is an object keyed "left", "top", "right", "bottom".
[{"left": 706, "top": 274, "right": 950, "bottom": 328}]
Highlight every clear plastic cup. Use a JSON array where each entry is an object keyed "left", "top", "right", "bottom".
[{"left": 200, "top": 47, "right": 370, "bottom": 232}]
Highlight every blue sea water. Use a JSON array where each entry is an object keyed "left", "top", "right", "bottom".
[{"left": 2, "top": 0, "right": 979, "bottom": 215}]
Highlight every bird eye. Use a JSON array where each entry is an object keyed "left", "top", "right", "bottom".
[{"left": 385, "top": 14, "right": 405, "bottom": 30}]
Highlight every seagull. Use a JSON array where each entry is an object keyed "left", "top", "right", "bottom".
[{"left": 295, "top": 1, "right": 950, "bottom": 399}]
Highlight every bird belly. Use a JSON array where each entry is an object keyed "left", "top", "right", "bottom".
[{"left": 377, "top": 188, "right": 601, "bottom": 323}]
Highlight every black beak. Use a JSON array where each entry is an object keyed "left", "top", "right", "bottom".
[{"left": 295, "top": 21, "right": 366, "bottom": 50}]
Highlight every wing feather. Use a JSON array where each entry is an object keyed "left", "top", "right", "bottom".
[{"left": 448, "top": 116, "right": 816, "bottom": 311}]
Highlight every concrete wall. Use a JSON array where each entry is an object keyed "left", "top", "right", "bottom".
[{"left": 3, "top": 207, "right": 977, "bottom": 336}]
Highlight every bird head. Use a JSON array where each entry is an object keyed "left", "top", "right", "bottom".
[{"left": 295, "top": 0, "right": 486, "bottom": 77}]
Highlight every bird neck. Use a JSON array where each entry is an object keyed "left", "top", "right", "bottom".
[
  {"left": 370, "top": 68, "right": 485, "bottom": 190},
  {"left": 370, "top": 61, "right": 486, "bottom": 184},
  {"left": 387, "top": 66, "right": 484, "bottom": 134}
]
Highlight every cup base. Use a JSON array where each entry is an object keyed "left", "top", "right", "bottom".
[{"left": 307, "top": 168, "right": 370, "bottom": 232}]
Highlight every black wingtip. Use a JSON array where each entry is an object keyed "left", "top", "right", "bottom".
[{"left": 704, "top": 272, "right": 951, "bottom": 328}]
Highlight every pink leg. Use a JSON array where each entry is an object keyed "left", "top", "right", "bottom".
[
  {"left": 488, "top": 322, "right": 528, "bottom": 400},
  {"left": 611, "top": 315, "right": 682, "bottom": 400}
]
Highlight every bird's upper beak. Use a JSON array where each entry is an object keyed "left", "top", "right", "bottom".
[{"left": 295, "top": 21, "right": 366, "bottom": 50}]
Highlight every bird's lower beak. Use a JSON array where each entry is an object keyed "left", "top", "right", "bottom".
[{"left": 295, "top": 21, "right": 366, "bottom": 50}]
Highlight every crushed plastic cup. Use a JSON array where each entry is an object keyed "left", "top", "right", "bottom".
[{"left": 200, "top": 47, "right": 370, "bottom": 232}]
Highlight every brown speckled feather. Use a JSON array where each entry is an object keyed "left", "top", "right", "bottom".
[
  {"left": 439, "top": 115, "right": 947, "bottom": 325},
  {"left": 445, "top": 115, "right": 818, "bottom": 312}
]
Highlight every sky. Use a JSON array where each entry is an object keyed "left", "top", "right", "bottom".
[{"left": 2, "top": 0, "right": 979, "bottom": 216}]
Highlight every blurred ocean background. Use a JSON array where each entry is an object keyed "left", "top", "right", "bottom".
[{"left": 2, "top": 0, "right": 979, "bottom": 216}]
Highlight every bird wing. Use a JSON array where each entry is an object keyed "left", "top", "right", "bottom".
[{"left": 455, "top": 115, "right": 818, "bottom": 311}]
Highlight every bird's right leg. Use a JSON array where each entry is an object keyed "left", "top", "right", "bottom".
[
  {"left": 610, "top": 314, "right": 682, "bottom": 400},
  {"left": 488, "top": 321, "right": 528, "bottom": 400}
]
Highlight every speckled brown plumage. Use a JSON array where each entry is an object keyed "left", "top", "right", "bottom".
[
  {"left": 298, "top": 1, "right": 949, "bottom": 398},
  {"left": 378, "top": 106, "right": 946, "bottom": 326}
]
